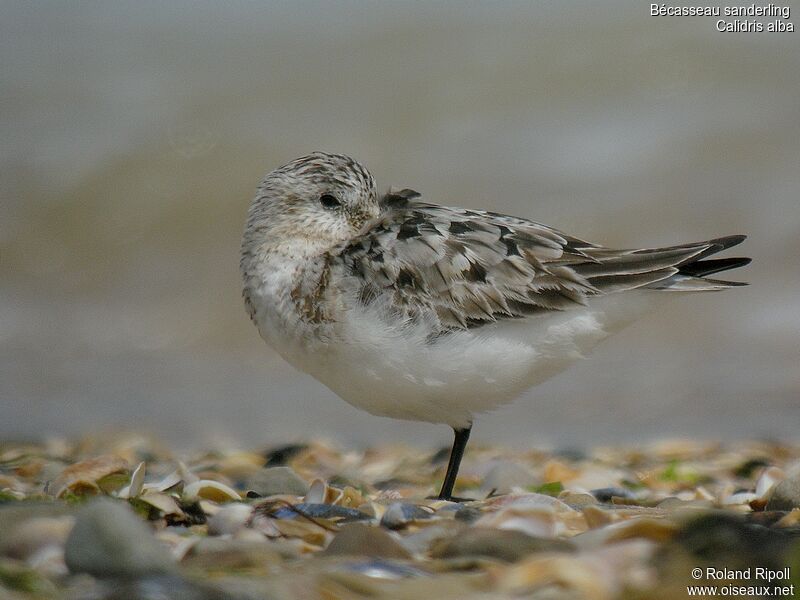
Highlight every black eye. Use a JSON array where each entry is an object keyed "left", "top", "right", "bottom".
[{"left": 319, "top": 194, "right": 340, "bottom": 209}]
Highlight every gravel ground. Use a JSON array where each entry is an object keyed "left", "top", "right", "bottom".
[{"left": 1, "top": 434, "right": 799, "bottom": 599}]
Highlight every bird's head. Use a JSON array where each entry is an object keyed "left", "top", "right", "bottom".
[{"left": 242, "top": 152, "right": 380, "bottom": 264}]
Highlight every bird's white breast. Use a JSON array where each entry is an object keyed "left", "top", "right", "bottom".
[{"left": 248, "top": 255, "right": 659, "bottom": 428}]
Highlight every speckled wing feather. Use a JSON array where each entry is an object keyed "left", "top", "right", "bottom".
[{"left": 335, "top": 189, "right": 747, "bottom": 332}]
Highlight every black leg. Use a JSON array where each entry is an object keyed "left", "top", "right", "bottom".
[{"left": 437, "top": 424, "right": 472, "bottom": 500}]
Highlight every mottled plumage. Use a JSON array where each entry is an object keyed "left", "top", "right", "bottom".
[{"left": 241, "top": 152, "right": 750, "bottom": 499}]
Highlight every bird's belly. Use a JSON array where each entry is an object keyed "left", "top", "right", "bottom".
[{"left": 290, "top": 292, "right": 658, "bottom": 428}]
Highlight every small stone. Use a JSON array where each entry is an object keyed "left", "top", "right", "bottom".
[
  {"left": 454, "top": 506, "right": 483, "bottom": 523},
  {"left": 481, "top": 462, "right": 536, "bottom": 495},
  {"left": 590, "top": 487, "right": 637, "bottom": 503},
  {"left": 334, "top": 559, "right": 426, "bottom": 579},
  {"left": 64, "top": 498, "right": 173, "bottom": 578},
  {"left": 0, "top": 516, "right": 74, "bottom": 561},
  {"left": 430, "top": 528, "right": 574, "bottom": 563},
  {"left": 670, "top": 512, "right": 792, "bottom": 572},
  {"left": 766, "top": 476, "right": 800, "bottom": 511},
  {"left": 207, "top": 503, "right": 253, "bottom": 536},
  {"left": 185, "top": 538, "right": 285, "bottom": 571},
  {"left": 380, "top": 502, "right": 433, "bottom": 530},
  {"left": 99, "top": 575, "right": 224, "bottom": 600},
  {"left": 245, "top": 466, "right": 309, "bottom": 497},
  {"left": 323, "top": 523, "right": 412, "bottom": 559},
  {"left": 264, "top": 443, "right": 308, "bottom": 467},
  {"left": 400, "top": 523, "right": 461, "bottom": 555},
  {"left": 270, "top": 503, "right": 370, "bottom": 523},
  {"left": 558, "top": 492, "right": 598, "bottom": 508}
]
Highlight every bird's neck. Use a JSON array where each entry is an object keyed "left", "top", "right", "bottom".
[{"left": 241, "top": 234, "right": 336, "bottom": 348}]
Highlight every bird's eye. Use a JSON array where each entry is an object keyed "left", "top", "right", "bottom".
[{"left": 319, "top": 194, "right": 340, "bottom": 209}]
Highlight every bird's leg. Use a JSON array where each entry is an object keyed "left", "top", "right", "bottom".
[{"left": 437, "top": 424, "right": 472, "bottom": 501}]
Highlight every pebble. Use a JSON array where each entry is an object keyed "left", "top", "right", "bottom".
[
  {"left": 184, "top": 538, "right": 286, "bottom": 571},
  {"left": 590, "top": 487, "right": 637, "bottom": 503},
  {"left": 323, "top": 523, "right": 412, "bottom": 559},
  {"left": 453, "top": 506, "right": 483, "bottom": 523},
  {"left": 480, "top": 461, "right": 536, "bottom": 495},
  {"left": 0, "top": 516, "right": 74, "bottom": 561},
  {"left": 244, "top": 466, "right": 309, "bottom": 497},
  {"left": 64, "top": 498, "right": 173, "bottom": 578},
  {"left": 379, "top": 502, "right": 433, "bottom": 530},
  {"left": 559, "top": 492, "right": 599, "bottom": 508},
  {"left": 206, "top": 503, "right": 253, "bottom": 536},
  {"left": 765, "top": 476, "right": 800, "bottom": 511},
  {"left": 430, "top": 527, "right": 574, "bottom": 563},
  {"left": 271, "top": 502, "right": 370, "bottom": 523},
  {"left": 335, "top": 559, "right": 427, "bottom": 579}
]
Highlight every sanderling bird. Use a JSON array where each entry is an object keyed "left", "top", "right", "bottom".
[{"left": 240, "top": 152, "right": 750, "bottom": 500}]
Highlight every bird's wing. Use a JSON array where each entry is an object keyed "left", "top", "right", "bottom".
[{"left": 334, "top": 189, "right": 744, "bottom": 332}]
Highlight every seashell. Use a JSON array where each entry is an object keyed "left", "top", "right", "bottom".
[
  {"left": 28, "top": 544, "right": 68, "bottom": 577},
  {"left": 233, "top": 529, "right": 266, "bottom": 543},
  {"left": 216, "top": 451, "right": 266, "bottom": 480},
  {"left": 138, "top": 490, "right": 183, "bottom": 517},
  {"left": 722, "top": 491, "right": 758, "bottom": 506},
  {"left": 0, "top": 474, "right": 25, "bottom": 492},
  {"left": 305, "top": 478, "right": 341, "bottom": 504},
  {"left": 480, "top": 461, "right": 537, "bottom": 495},
  {"left": 543, "top": 459, "right": 580, "bottom": 483},
  {"left": 53, "top": 455, "right": 129, "bottom": 498},
  {"left": 694, "top": 486, "right": 715, "bottom": 501},
  {"left": 338, "top": 486, "right": 367, "bottom": 508},
  {"left": 454, "top": 506, "right": 483, "bottom": 523},
  {"left": 177, "top": 461, "right": 199, "bottom": 485},
  {"left": 246, "top": 466, "right": 309, "bottom": 497},
  {"left": 595, "top": 517, "right": 678, "bottom": 545},
  {"left": 357, "top": 502, "right": 381, "bottom": 520},
  {"left": 583, "top": 504, "right": 669, "bottom": 529},
  {"left": 484, "top": 492, "right": 576, "bottom": 513},
  {"left": 271, "top": 517, "right": 331, "bottom": 546},
  {"left": 183, "top": 479, "right": 241, "bottom": 503},
  {"left": 250, "top": 513, "right": 282, "bottom": 538},
  {"left": 558, "top": 491, "right": 599, "bottom": 508},
  {"left": 271, "top": 502, "right": 371, "bottom": 523},
  {"left": 775, "top": 509, "right": 800, "bottom": 527},
  {"left": 142, "top": 469, "right": 183, "bottom": 493},
  {"left": 425, "top": 499, "right": 459, "bottom": 512},
  {"left": 207, "top": 503, "right": 253, "bottom": 536},
  {"left": 380, "top": 502, "right": 434, "bottom": 530},
  {"left": 590, "top": 487, "right": 637, "bottom": 503},
  {"left": 323, "top": 523, "right": 412, "bottom": 559},
  {"left": 491, "top": 553, "right": 614, "bottom": 598},
  {"left": 0, "top": 488, "right": 25, "bottom": 500},
  {"left": 755, "top": 466, "right": 784, "bottom": 498},
  {"left": 157, "top": 531, "right": 199, "bottom": 562},
  {"left": 431, "top": 527, "right": 574, "bottom": 563},
  {"left": 333, "top": 558, "right": 426, "bottom": 579},
  {"left": 400, "top": 522, "right": 463, "bottom": 556},
  {"left": 199, "top": 500, "right": 221, "bottom": 516},
  {"left": 475, "top": 506, "right": 558, "bottom": 538},
  {"left": 117, "top": 461, "right": 146, "bottom": 499}
]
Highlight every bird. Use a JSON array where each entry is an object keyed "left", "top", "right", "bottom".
[{"left": 240, "top": 151, "right": 750, "bottom": 501}]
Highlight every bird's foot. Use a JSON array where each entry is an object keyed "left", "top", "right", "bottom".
[{"left": 426, "top": 494, "right": 473, "bottom": 503}]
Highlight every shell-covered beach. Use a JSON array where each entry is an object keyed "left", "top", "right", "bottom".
[{"left": 2, "top": 434, "right": 799, "bottom": 599}]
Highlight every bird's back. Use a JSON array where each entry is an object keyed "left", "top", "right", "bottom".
[{"left": 275, "top": 191, "right": 750, "bottom": 427}]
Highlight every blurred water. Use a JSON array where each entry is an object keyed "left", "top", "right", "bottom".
[{"left": 2, "top": 2, "right": 799, "bottom": 449}]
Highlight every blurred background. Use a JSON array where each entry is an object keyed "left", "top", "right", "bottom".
[{"left": 2, "top": 2, "right": 798, "bottom": 450}]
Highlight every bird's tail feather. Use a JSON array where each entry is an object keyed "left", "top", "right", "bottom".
[{"left": 648, "top": 235, "right": 751, "bottom": 291}]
